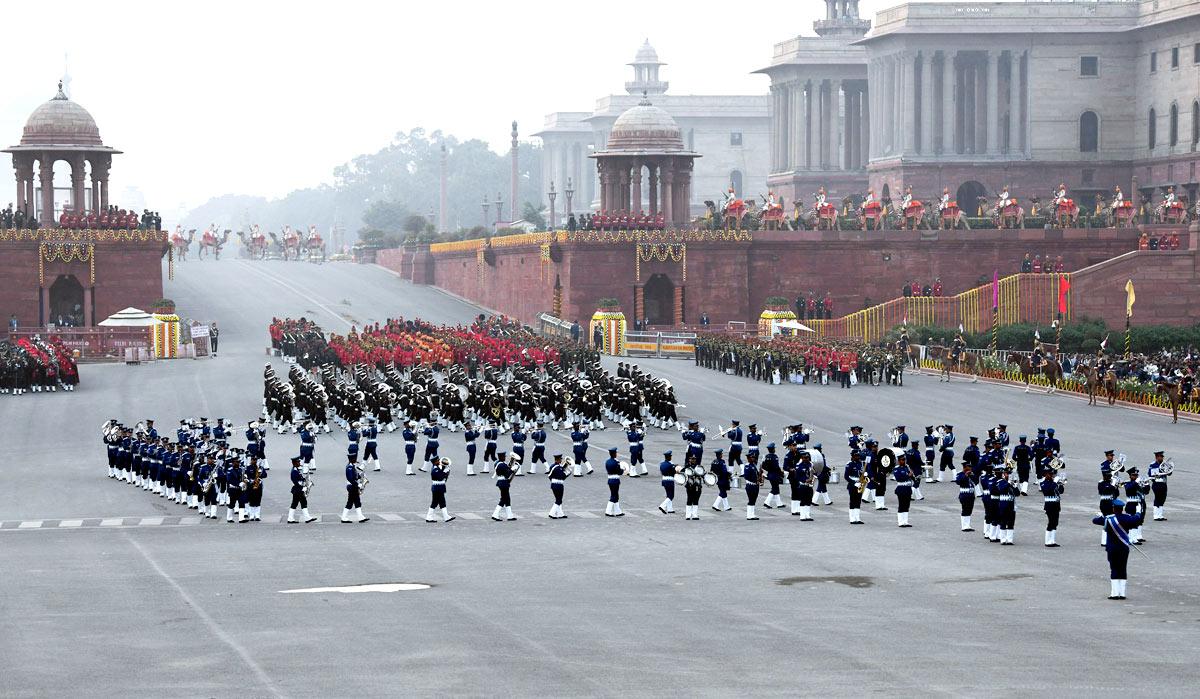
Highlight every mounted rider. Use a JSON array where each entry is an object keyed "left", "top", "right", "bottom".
[
  {"left": 1156, "top": 185, "right": 1179, "bottom": 219},
  {"left": 1110, "top": 185, "right": 1126, "bottom": 211},
  {"left": 1031, "top": 333, "right": 1047, "bottom": 370},
  {"left": 901, "top": 185, "right": 914, "bottom": 210},
  {"left": 938, "top": 187, "right": 951, "bottom": 212},
  {"left": 721, "top": 187, "right": 738, "bottom": 214},
  {"left": 814, "top": 187, "right": 829, "bottom": 211},
  {"left": 950, "top": 332, "right": 966, "bottom": 361},
  {"left": 996, "top": 185, "right": 1013, "bottom": 213}
]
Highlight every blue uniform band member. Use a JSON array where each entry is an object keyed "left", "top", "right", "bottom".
[
  {"left": 1149, "top": 451, "right": 1171, "bottom": 520},
  {"left": 682, "top": 455, "right": 704, "bottom": 520},
  {"left": 570, "top": 423, "right": 594, "bottom": 476},
  {"left": 362, "top": 418, "right": 381, "bottom": 472},
  {"left": 658, "top": 451, "right": 677, "bottom": 514},
  {"left": 510, "top": 427, "right": 527, "bottom": 475},
  {"left": 401, "top": 422, "right": 418, "bottom": 475},
  {"left": 604, "top": 447, "right": 625, "bottom": 517},
  {"left": 956, "top": 464, "right": 975, "bottom": 531},
  {"left": 1097, "top": 467, "right": 1120, "bottom": 546},
  {"left": 530, "top": 423, "right": 548, "bottom": 474},
  {"left": 463, "top": 423, "right": 480, "bottom": 476},
  {"left": 626, "top": 421, "right": 647, "bottom": 477},
  {"left": 341, "top": 455, "right": 369, "bottom": 523},
  {"left": 743, "top": 451, "right": 760, "bottom": 520},
  {"left": 922, "top": 426, "right": 937, "bottom": 483},
  {"left": 844, "top": 452, "right": 865, "bottom": 524},
  {"left": 287, "top": 456, "right": 318, "bottom": 523},
  {"left": 993, "top": 465, "right": 1017, "bottom": 544},
  {"left": 421, "top": 425, "right": 440, "bottom": 473},
  {"left": 1040, "top": 469, "right": 1063, "bottom": 546},
  {"left": 938, "top": 425, "right": 956, "bottom": 480},
  {"left": 225, "top": 454, "right": 244, "bottom": 523},
  {"left": 299, "top": 422, "right": 316, "bottom": 471},
  {"left": 893, "top": 455, "right": 914, "bottom": 527},
  {"left": 548, "top": 454, "right": 568, "bottom": 519},
  {"left": 426, "top": 457, "right": 455, "bottom": 522},
  {"left": 492, "top": 453, "right": 518, "bottom": 521},
  {"left": 1093, "top": 499, "right": 1140, "bottom": 599},
  {"left": 710, "top": 449, "right": 731, "bottom": 512},
  {"left": 482, "top": 422, "right": 499, "bottom": 470},
  {"left": 245, "top": 456, "right": 266, "bottom": 521}
]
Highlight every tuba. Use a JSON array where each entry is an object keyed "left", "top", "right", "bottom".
[
  {"left": 1159, "top": 458, "right": 1175, "bottom": 477},
  {"left": 888, "top": 428, "right": 900, "bottom": 446},
  {"left": 1115, "top": 453, "right": 1127, "bottom": 472},
  {"left": 355, "top": 464, "right": 369, "bottom": 493}
]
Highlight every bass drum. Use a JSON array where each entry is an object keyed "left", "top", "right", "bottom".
[
  {"left": 810, "top": 449, "right": 834, "bottom": 483},
  {"left": 673, "top": 473, "right": 687, "bottom": 486},
  {"left": 875, "top": 446, "right": 904, "bottom": 471},
  {"left": 703, "top": 472, "right": 718, "bottom": 487}
]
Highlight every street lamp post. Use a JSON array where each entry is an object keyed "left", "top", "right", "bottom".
[
  {"left": 565, "top": 177, "right": 575, "bottom": 219},
  {"left": 495, "top": 191, "right": 504, "bottom": 229},
  {"left": 548, "top": 181, "right": 557, "bottom": 230},
  {"left": 482, "top": 194, "right": 490, "bottom": 227}
]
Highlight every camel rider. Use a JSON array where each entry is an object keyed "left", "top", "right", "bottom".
[
  {"left": 1111, "top": 185, "right": 1125, "bottom": 211},
  {"left": 863, "top": 188, "right": 876, "bottom": 207},
  {"left": 938, "top": 188, "right": 951, "bottom": 211},
  {"left": 722, "top": 187, "right": 737, "bottom": 214},
  {"left": 765, "top": 190, "right": 776, "bottom": 211},
  {"left": 997, "top": 186, "right": 1012, "bottom": 212},
  {"left": 815, "top": 187, "right": 828, "bottom": 210},
  {"left": 1160, "top": 186, "right": 1177, "bottom": 216},
  {"left": 1053, "top": 183, "right": 1068, "bottom": 208},
  {"left": 901, "top": 186, "right": 914, "bottom": 210}
]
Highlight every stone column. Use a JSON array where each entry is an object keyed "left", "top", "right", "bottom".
[
  {"left": 672, "top": 285, "right": 683, "bottom": 326},
  {"left": 780, "top": 84, "right": 791, "bottom": 171},
  {"left": 770, "top": 86, "right": 780, "bottom": 172},
  {"left": 14, "top": 159, "right": 30, "bottom": 212},
  {"left": 974, "top": 60, "right": 987, "bottom": 154},
  {"left": 921, "top": 53, "right": 935, "bottom": 156},
  {"left": 789, "top": 81, "right": 802, "bottom": 170},
  {"left": 831, "top": 79, "right": 843, "bottom": 170},
  {"left": 986, "top": 50, "right": 1000, "bottom": 154},
  {"left": 648, "top": 164, "right": 659, "bottom": 215},
  {"left": 859, "top": 84, "right": 870, "bottom": 168},
  {"left": 39, "top": 157, "right": 55, "bottom": 226},
  {"left": 1007, "top": 52, "right": 1019, "bottom": 155},
  {"left": 800, "top": 82, "right": 811, "bottom": 169},
  {"left": 680, "top": 167, "right": 692, "bottom": 222},
  {"left": 901, "top": 52, "right": 915, "bottom": 156},
  {"left": 91, "top": 172, "right": 101, "bottom": 213},
  {"left": 631, "top": 162, "right": 642, "bottom": 214},
  {"left": 83, "top": 286, "right": 93, "bottom": 326},
  {"left": 942, "top": 51, "right": 955, "bottom": 155},
  {"left": 963, "top": 62, "right": 975, "bottom": 153},
  {"left": 1022, "top": 50, "right": 1032, "bottom": 157},
  {"left": 620, "top": 166, "right": 631, "bottom": 211},
  {"left": 100, "top": 174, "right": 110, "bottom": 210},
  {"left": 661, "top": 167, "right": 674, "bottom": 224},
  {"left": 70, "top": 157, "right": 86, "bottom": 216}
]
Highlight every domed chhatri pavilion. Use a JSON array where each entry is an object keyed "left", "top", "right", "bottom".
[
  {"left": 590, "top": 95, "right": 699, "bottom": 226},
  {"left": 4, "top": 81, "right": 122, "bottom": 226},
  {"left": 1, "top": 84, "right": 162, "bottom": 333}
]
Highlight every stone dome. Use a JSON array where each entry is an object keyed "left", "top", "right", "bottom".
[
  {"left": 632, "top": 39, "right": 661, "bottom": 65},
  {"left": 604, "top": 97, "right": 685, "bottom": 152},
  {"left": 20, "top": 82, "right": 104, "bottom": 147}
]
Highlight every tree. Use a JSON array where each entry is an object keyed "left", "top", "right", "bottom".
[
  {"left": 522, "top": 201, "right": 547, "bottom": 231},
  {"left": 362, "top": 201, "right": 411, "bottom": 233},
  {"left": 402, "top": 214, "right": 430, "bottom": 236}
]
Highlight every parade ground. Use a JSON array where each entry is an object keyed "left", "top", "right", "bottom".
[{"left": 2, "top": 258, "right": 1198, "bottom": 698}]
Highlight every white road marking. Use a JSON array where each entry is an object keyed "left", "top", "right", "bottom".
[
  {"left": 575, "top": 511, "right": 599, "bottom": 518},
  {"left": 126, "top": 536, "right": 283, "bottom": 698},
  {"left": 377, "top": 513, "right": 405, "bottom": 521},
  {"left": 58, "top": 520, "right": 83, "bottom": 528},
  {"left": 139, "top": 517, "right": 164, "bottom": 526},
  {"left": 279, "top": 583, "right": 431, "bottom": 594},
  {"left": 457, "top": 512, "right": 482, "bottom": 520},
  {"left": 99, "top": 518, "right": 124, "bottom": 526},
  {"left": 17, "top": 521, "right": 41, "bottom": 529}
]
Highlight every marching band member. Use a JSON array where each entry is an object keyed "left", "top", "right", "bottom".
[
  {"left": 763, "top": 443, "right": 785, "bottom": 509},
  {"left": 346, "top": 420, "right": 361, "bottom": 463},
  {"left": 938, "top": 425, "right": 956, "bottom": 481},
  {"left": 363, "top": 417, "right": 381, "bottom": 472},
  {"left": 683, "top": 455, "right": 704, "bottom": 520},
  {"left": 710, "top": 449, "right": 731, "bottom": 512},
  {"left": 287, "top": 456, "right": 318, "bottom": 523},
  {"left": 979, "top": 455, "right": 998, "bottom": 541},
  {"left": 683, "top": 420, "right": 706, "bottom": 465},
  {"left": 482, "top": 421, "right": 499, "bottom": 472},
  {"left": 1098, "top": 466, "right": 1119, "bottom": 546},
  {"left": 813, "top": 444, "right": 832, "bottom": 505},
  {"left": 903, "top": 441, "right": 925, "bottom": 501},
  {"left": 1043, "top": 428, "right": 1061, "bottom": 458},
  {"left": 793, "top": 449, "right": 815, "bottom": 521},
  {"left": 570, "top": 422, "right": 593, "bottom": 476},
  {"left": 868, "top": 441, "right": 888, "bottom": 511},
  {"left": 530, "top": 423, "right": 547, "bottom": 475},
  {"left": 1149, "top": 450, "right": 1170, "bottom": 520},
  {"left": 548, "top": 453, "right": 568, "bottom": 519},
  {"left": 402, "top": 421, "right": 418, "bottom": 475},
  {"left": 922, "top": 426, "right": 937, "bottom": 483},
  {"left": 299, "top": 422, "right": 316, "bottom": 472},
  {"left": 993, "top": 465, "right": 1017, "bottom": 545},
  {"left": 604, "top": 447, "right": 624, "bottom": 517},
  {"left": 658, "top": 450, "right": 676, "bottom": 514},
  {"left": 492, "top": 452, "right": 518, "bottom": 521},
  {"left": 626, "top": 421, "right": 646, "bottom": 477},
  {"left": 1092, "top": 498, "right": 1139, "bottom": 599},
  {"left": 844, "top": 451, "right": 865, "bottom": 525},
  {"left": 746, "top": 424, "right": 762, "bottom": 462},
  {"left": 1012, "top": 435, "right": 1033, "bottom": 495},
  {"left": 743, "top": 451, "right": 761, "bottom": 520},
  {"left": 225, "top": 453, "right": 244, "bottom": 523},
  {"left": 1099, "top": 448, "right": 1117, "bottom": 475},
  {"left": 1040, "top": 467, "right": 1063, "bottom": 547},
  {"left": 421, "top": 423, "right": 440, "bottom": 473},
  {"left": 341, "top": 454, "right": 369, "bottom": 523},
  {"left": 510, "top": 424, "right": 527, "bottom": 474},
  {"left": 426, "top": 456, "right": 455, "bottom": 523},
  {"left": 725, "top": 420, "right": 744, "bottom": 476},
  {"left": 956, "top": 463, "right": 975, "bottom": 531},
  {"left": 201, "top": 455, "right": 220, "bottom": 519},
  {"left": 463, "top": 423, "right": 479, "bottom": 476},
  {"left": 245, "top": 456, "right": 266, "bottom": 522},
  {"left": 893, "top": 454, "right": 914, "bottom": 527},
  {"left": 1122, "top": 468, "right": 1149, "bottom": 543}
]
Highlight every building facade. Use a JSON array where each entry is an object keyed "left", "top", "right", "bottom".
[
  {"left": 762, "top": 0, "right": 1200, "bottom": 209},
  {"left": 535, "top": 41, "right": 770, "bottom": 219}
]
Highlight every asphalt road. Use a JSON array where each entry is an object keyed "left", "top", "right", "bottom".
[{"left": 1, "top": 256, "right": 1197, "bottom": 698}]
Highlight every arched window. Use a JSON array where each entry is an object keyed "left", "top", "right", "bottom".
[
  {"left": 730, "top": 171, "right": 743, "bottom": 198},
  {"left": 1079, "top": 111, "right": 1099, "bottom": 152},
  {"left": 1193, "top": 101, "right": 1199, "bottom": 146},
  {"left": 1169, "top": 103, "right": 1179, "bottom": 146},
  {"left": 1149, "top": 108, "right": 1157, "bottom": 149}
]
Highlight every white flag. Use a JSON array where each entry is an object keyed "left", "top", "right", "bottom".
[{"left": 1034, "top": 328, "right": 1041, "bottom": 341}]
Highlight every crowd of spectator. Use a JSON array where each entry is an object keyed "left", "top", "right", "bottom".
[
  {"left": 1019, "top": 254, "right": 1066, "bottom": 274},
  {"left": 1138, "top": 231, "right": 1182, "bottom": 251},
  {"left": 902, "top": 278, "right": 946, "bottom": 298},
  {"left": 794, "top": 292, "right": 834, "bottom": 321}
]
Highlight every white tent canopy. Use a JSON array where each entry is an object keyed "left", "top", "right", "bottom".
[
  {"left": 98, "top": 307, "right": 158, "bottom": 327},
  {"left": 775, "top": 320, "right": 814, "bottom": 333}
]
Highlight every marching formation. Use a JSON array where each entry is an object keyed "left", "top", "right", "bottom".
[
  {"left": 695, "top": 334, "right": 907, "bottom": 387},
  {"left": 1, "top": 336, "right": 80, "bottom": 395}
]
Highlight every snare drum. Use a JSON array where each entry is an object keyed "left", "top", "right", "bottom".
[{"left": 703, "top": 472, "right": 718, "bottom": 487}]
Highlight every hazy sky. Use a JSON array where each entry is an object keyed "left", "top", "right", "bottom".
[{"left": 1, "top": 0, "right": 926, "bottom": 220}]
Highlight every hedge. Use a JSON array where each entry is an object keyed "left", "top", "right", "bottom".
[{"left": 886, "top": 317, "right": 1200, "bottom": 355}]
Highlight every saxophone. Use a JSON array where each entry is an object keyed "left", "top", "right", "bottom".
[{"left": 856, "top": 469, "right": 870, "bottom": 494}]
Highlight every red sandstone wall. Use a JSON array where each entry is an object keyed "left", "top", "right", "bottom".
[
  {"left": 375, "top": 248, "right": 409, "bottom": 278},
  {"left": 423, "top": 227, "right": 1192, "bottom": 327},
  {"left": 1071, "top": 250, "right": 1200, "bottom": 328}
]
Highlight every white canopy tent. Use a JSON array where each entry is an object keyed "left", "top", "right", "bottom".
[
  {"left": 774, "top": 320, "right": 814, "bottom": 334},
  {"left": 98, "top": 307, "right": 158, "bottom": 327}
]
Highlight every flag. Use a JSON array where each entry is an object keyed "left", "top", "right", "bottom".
[
  {"left": 1034, "top": 328, "right": 1041, "bottom": 341},
  {"left": 1125, "top": 279, "right": 1136, "bottom": 317},
  {"left": 902, "top": 316, "right": 907, "bottom": 327},
  {"left": 1058, "top": 276, "right": 1070, "bottom": 315},
  {"left": 992, "top": 270, "right": 999, "bottom": 310},
  {"left": 1100, "top": 334, "right": 1108, "bottom": 350},
  {"left": 958, "top": 323, "right": 964, "bottom": 334}
]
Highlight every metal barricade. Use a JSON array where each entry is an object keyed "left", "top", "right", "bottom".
[{"left": 622, "top": 331, "right": 697, "bottom": 359}]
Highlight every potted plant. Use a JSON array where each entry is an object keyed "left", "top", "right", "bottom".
[{"left": 758, "top": 295, "right": 798, "bottom": 337}]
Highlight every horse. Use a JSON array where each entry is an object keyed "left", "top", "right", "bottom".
[
  {"left": 170, "top": 229, "right": 193, "bottom": 262},
  {"left": 1078, "top": 365, "right": 1102, "bottom": 405},
  {"left": 1006, "top": 353, "right": 1062, "bottom": 393},
  {"left": 928, "top": 345, "right": 980, "bottom": 383},
  {"left": 1155, "top": 380, "right": 1186, "bottom": 423},
  {"left": 905, "top": 343, "right": 921, "bottom": 373}
]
